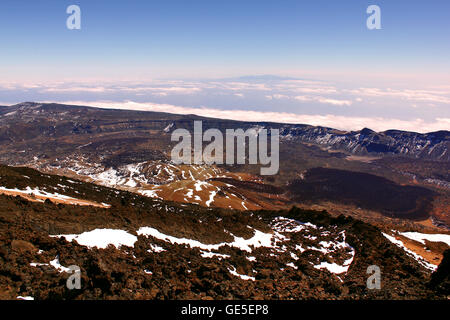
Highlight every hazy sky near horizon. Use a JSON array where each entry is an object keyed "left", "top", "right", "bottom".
[{"left": 0, "top": 0, "right": 449, "bottom": 132}]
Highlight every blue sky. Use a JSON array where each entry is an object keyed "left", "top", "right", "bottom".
[{"left": 0, "top": 0, "right": 449, "bottom": 132}]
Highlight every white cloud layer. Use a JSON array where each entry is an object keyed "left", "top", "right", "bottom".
[
  {"left": 55, "top": 100, "right": 450, "bottom": 133},
  {"left": 2, "top": 76, "right": 449, "bottom": 132}
]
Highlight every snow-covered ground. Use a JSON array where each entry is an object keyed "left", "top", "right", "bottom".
[
  {"left": 313, "top": 251, "right": 355, "bottom": 274},
  {"left": 137, "top": 226, "right": 287, "bottom": 253},
  {"left": 383, "top": 233, "right": 437, "bottom": 271},
  {"left": 228, "top": 266, "right": 255, "bottom": 281},
  {"left": 17, "top": 296, "right": 34, "bottom": 300},
  {"left": 148, "top": 243, "right": 166, "bottom": 253},
  {"left": 30, "top": 256, "right": 71, "bottom": 273},
  {"left": 271, "top": 216, "right": 317, "bottom": 232},
  {"left": 0, "top": 186, "right": 79, "bottom": 202},
  {"left": 53, "top": 229, "right": 138, "bottom": 249},
  {"left": 49, "top": 256, "right": 72, "bottom": 273},
  {"left": 0, "top": 186, "right": 110, "bottom": 208},
  {"left": 398, "top": 231, "right": 450, "bottom": 247},
  {"left": 46, "top": 218, "right": 359, "bottom": 277}
]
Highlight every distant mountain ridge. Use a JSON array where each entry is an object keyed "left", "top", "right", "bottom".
[
  {"left": 279, "top": 125, "right": 449, "bottom": 161},
  {"left": 1, "top": 102, "right": 448, "bottom": 162}
]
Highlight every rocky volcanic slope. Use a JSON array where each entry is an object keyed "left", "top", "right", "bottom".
[{"left": 0, "top": 165, "right": 449, "bottom": 300}]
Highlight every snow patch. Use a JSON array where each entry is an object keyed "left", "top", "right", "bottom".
[
  {"left": 383, "top": 232, "right": 437, "bottom": 271},
  {"left": 137, "top": 226, "right": 287, "bottom": 253},
  {"left": 398, "top": 231, "right": 450, "bottom": 247},
  {"left": 228, "top": 266, "right": 255, "bottom": 281},
  {"left": 53, "top": 229, "right": 138, "bottom": 249}
]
